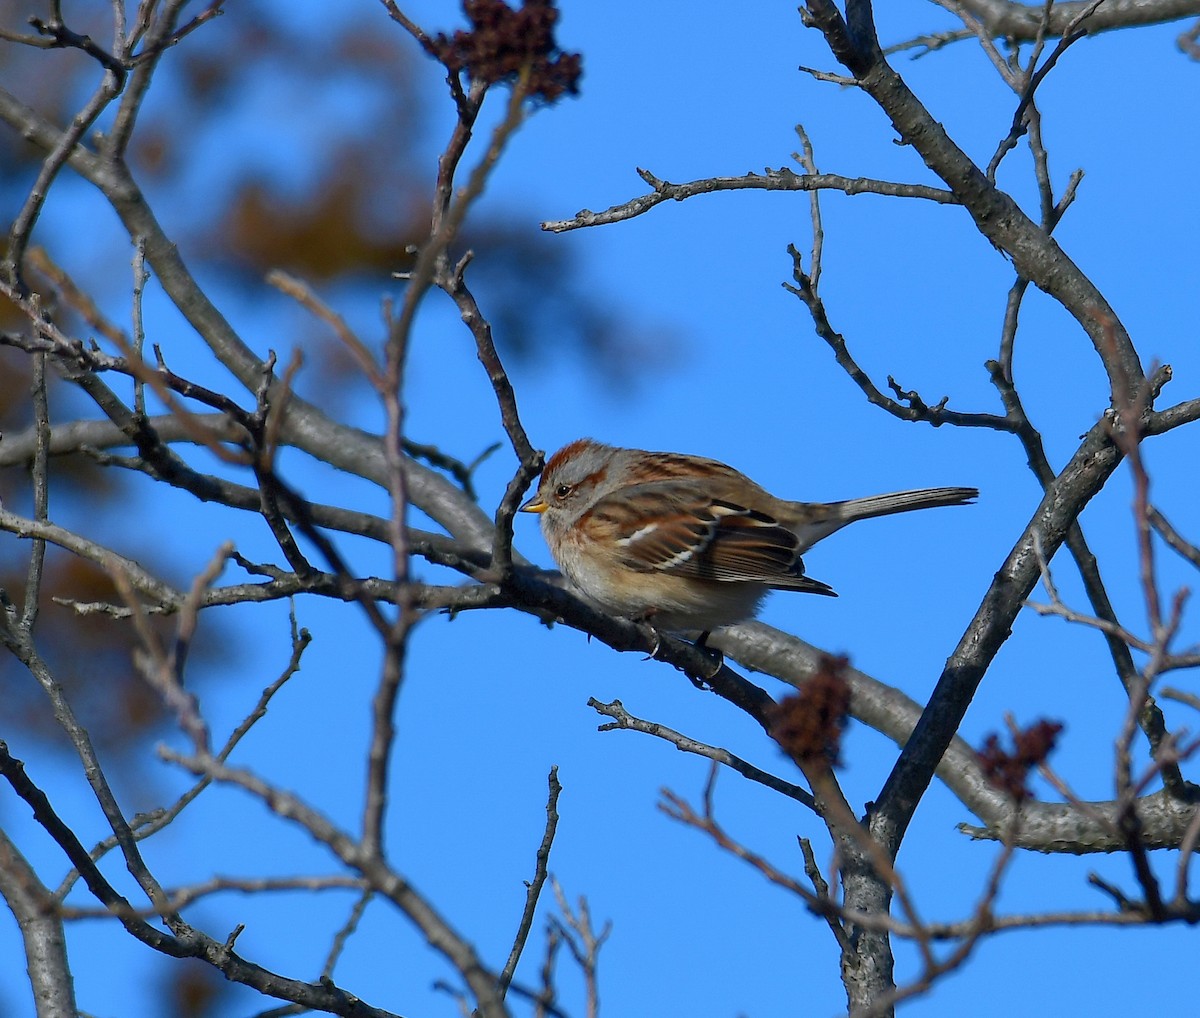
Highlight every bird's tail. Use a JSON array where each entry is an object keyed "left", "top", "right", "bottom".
[
  {"left": 785, "top": 486, "right": 978, "bottom": 553},
  {"left": 831, "top": 486, "right": 979, "bottom": 523}
]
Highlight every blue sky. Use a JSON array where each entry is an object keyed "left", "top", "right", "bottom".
[{"left": 2, "top": 2, "right": 1199, "bottom": 1016}]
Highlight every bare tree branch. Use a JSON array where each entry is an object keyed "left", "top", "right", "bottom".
[
  {"left": 952, "top": 0, "right": 1200, "bottom": 39},
  {"left": 542, "top": 166, "right": 957, "bottom": 233},
  {"left": 0, "top": 828, "right": 77, "bottom": 1018}
]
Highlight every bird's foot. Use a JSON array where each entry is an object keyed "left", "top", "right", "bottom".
[
  {"left": 638, "top": 620, "right": 663, "bottom": 662},
  {"left": 685, "top": 631, "right": 724, "bottom": 688}
]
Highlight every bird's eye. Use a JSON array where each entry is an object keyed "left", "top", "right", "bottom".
[{"left": 554, "top": 483, "right": 572, "bottom": 499}]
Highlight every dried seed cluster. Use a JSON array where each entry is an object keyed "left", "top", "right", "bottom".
[
  {"left": 434, "top": 0, "right": 582, "bottom": 102},
  {"left": 769, "top": 655, "right": 852, "bottom": 767},
  {"left": 977, "top": 720, "right": 1064, "bottom": 802}
]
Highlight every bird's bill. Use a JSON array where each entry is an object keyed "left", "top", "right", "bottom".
[{"left": 519, "top": 494, "right": 548, "bottom": 514}]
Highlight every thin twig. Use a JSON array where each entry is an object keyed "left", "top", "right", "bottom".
[
  {"left": 500, "top": 767, "right": 562, "bottom": 996},
  {"left": 542, "top": 166, "right": 957, "bottom": 233},
  {"left": 589, "top": 698, "right": 815, "bottom": 808},
  {"left": 1150, "top": 506, "right": 1200, "bottom": 570},
  {"left": 792, "top": 124, "right": 825, "bottom": 292},
  {"left": 785, "top": 244, "right": 1017, "bottom": 431},
  {"left": 550, "top": 878, "right": 610, "bottom": 1018},
  {"left": 21, "top": 348, "right": 51, "bottom": 629}
]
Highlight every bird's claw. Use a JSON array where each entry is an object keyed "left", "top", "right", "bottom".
[
  {"left": 640, "top": 623, "right": 663, "bottom": 661},
  {"left": 637, "top": 623, "right": 723, "bottom": 688},
  {"left": 686, "top": 642, "right": 724, "bottom": 688}
]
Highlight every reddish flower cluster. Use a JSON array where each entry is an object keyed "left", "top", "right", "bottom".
[
  {"left": 768, "top": 655, "right": 852, "bottom": 767},
  {"left": 977, "top": 719, "right": 1064, "bottom": 802},
  {"left": 434, "top": 0, "right": 582, "bottom": 102}
]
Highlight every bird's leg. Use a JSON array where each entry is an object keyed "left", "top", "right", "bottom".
[
  {"left": 692, "top": 630, "right": 725, "bottom": 681},
  {"left": 634, "top": 610, "right": 664, "bottom": 661},
  {"left": 633, "top": 615, "right": 722, "bottom": 687}
]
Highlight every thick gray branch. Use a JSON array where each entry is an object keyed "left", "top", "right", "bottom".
[
  {"left": 956, "top": 0, "right": 1200, "bottom": 38},
  {"left": 0, "top": 830, "right": 77, "bottom": 1018},
  {"left": 716, "top": 623, "right": 1200, "bottom": 853},
  {"left": 871, "top": 417, "right": 1124, "bottom": 855}
]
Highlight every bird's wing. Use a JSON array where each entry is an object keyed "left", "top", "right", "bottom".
[{"left": 591, "top": 483, "right": 837, "bottom": 596}]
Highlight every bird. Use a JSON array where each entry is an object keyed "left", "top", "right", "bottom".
[{"left": 520, "top": 438, "right": 977, "bottom": 634}]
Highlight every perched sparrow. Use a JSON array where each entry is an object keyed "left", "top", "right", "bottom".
[{"left": 520, "top": 438, "right": 977, "bottom": 633}]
